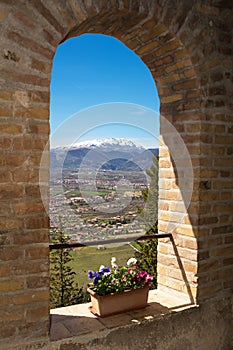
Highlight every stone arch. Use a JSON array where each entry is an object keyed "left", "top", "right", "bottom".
[
  {"left": 64, "top": 15, "right": 201, "bottom": 303},
  {"left": 0, "top": 0, "right": 232, "bottom": 345}
]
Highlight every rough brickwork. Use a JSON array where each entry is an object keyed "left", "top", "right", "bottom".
[{"left": 0, "top": 0, "right": 232, "bottom": 347}]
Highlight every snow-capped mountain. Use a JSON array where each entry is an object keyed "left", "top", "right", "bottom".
[
  {"left": 54, "top": 138, "right": 145, "bottom": 153},
  {"left": 51, "top": 138, "right": 158, "bottom": 171}
]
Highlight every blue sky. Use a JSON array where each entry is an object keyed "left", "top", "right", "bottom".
[{"left": 50, "top": 34, "right": 160, "bottom": 148}]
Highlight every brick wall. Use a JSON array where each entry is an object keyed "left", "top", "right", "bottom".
[{"left": 0, "top": 0, "right": 232, "bottom": 345}]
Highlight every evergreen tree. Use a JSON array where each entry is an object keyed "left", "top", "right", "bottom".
[
  {"left": 135, "top": 155, "right": 158, "bottom": 289},
  {"left": 50, "top": 227, "right": 84, "bottom": 308}
]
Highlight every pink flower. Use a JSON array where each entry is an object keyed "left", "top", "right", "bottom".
[
  {"left": 146, "top": 274, "right": 153, "bottom": 283},
  {"left": 127, "top": 266, "right": 136, "bottom": 274},
  {"left": 136, "top": 271, "right": 153, "bottom": 283},
  {"left": 137, "top": 271, "right": 147, "bottom": 281}
]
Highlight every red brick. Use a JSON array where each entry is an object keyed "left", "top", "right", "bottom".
[
  {"left": 140, "top": 23, "right": 166, "bottom": 40},
  {"left": 0, "top": 295, "right": 11, "bottom": 307},
  {"left": 198, "top": 282, "right": 223, "bottom": 299},
  {"left": 13, "top": 10, "right": 36, "bottom": 28},
  {"left": 0, "top": 8, "right": 8, "bottom": 21},
  {"left": 28, "top": 122, "right": 50, "bottom": 134},
  {"left": 24, "top": 216, "right": 49, "bottom": 230},
  {"left": 211, "top": 245, "right": 233, "bottom": 258},
  {"left": 0, "top": 137, "right": 12, "bottom": 149},
  {"left": 26, "top": 276, "right": 49, "bottom": 289},
  {"left": 165, "top": 59, "right": 191, "bottom": 73},
  {"left": 159, "top": 73, "right": 180, "bottom": 85},
  {"left": 0, "top": 171, "right": 11, "bottom": 183},
  {"left": 12, "top": 261, "right": 48, "bottom": 275},
  {"left": 13, "top": 290, "right": 49, "bottom": 305},
  {"left": 195, "top": 2, "right": 219, "bottom": 15},
  {"left": 30, "top": 0, "right": 64, "bottom": 34},
  {"left": 223, "top": 257, "right": 233, "bottom": 266},
  {"left": 159, "top": 190, "right": 182, "bottom": 201},
  {"left": 183, "top": 261, "right": 198, "bottom": 273},
  {"left": 1, "top": 69, "right": 49, "bottom": 87},
  {"left": 0, "top": 265, "right": 10, "bottom": 277},
  {"left": 0, "top": 279, "right": 24, "bottom": 292},
  {"left": 177, "top": 101, "right": 201, "bottom": 111},
  {"left": 25, "top": 245, "right": 49, "bottom": 260},
  {"left": 176, "top": 247, "right": 197, "bottom": 261},
  {"left": 0, "top": 309, "right": 24, "bottom": 322},
  {"left": 154, "top": 55, "right": 173, "bottom": 67},
  {"left": 15, "top": 107, "right": 49, "bottom": 120},
  {"left": 155, "top": 39, "right": 180, "bottom": 56},
  {"left": 159, "top": 159, "right": 171, "bottom": 168},
  {"left": 0, "top": 154, "right": 26, "bottom": 167},
  {"left": 184, "top": 68, "right": 196, "bottom": 78},
  {"left": 13, "top": 137, "right": 48, "bottom": 151},
  {"left": 0, "top": 90, "right": 15, "bottom": 100},
  {"left": 0, "top": 218, "right": 24, "bottom": 230},
  {"left": 187, "top": 90, "right": 201, "bottom": 98},
  {"left": 174, "top": 79, "right": 199, "bottom": 90},
  {"left": 8, "top": 32, "right": 53, "bottom": 59},
  {"left": 160, "top": 94, "right": 183, "bottom": 103},
  {"left": 136, "top": 40, "right": 160, "bottom": 55},
  {"left": 0, "top": 106, "right": 13, "bottom": 117},
  {"left": 13, "top": 201, "right": 44, "bottom": 215},
  {"left": 183, "top": 237, "right": 198, "bottom": 250},
  {"left": 175, "top": 225, "right": 196, "bottom": 237},
  {"left": 31, "top": 58, "right": 51, "bottom": 74},
  {"left": 25, "top": 184, "right": 44, "bottom": 197},
  {"left": 0, "top": 123, "right": 23, "bottom": 134},
  {"left": 0, "top": 247, "right": 24, "bottom": 261},
  {"left": 126, "top": 38, "right": 140, "bottom": 50},
  {"left": 12, "top": 168, "right": 39, "bottom": 182},
  {"left": 26, "top": 305, "right": 49, "bottom": 321},
  {"left": 30, "top": 90, "right": 50, "bottom": 103}
]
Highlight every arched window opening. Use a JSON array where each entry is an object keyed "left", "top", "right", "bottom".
[{"left": 49, "top": 34, "right": 160, "bottom": 312}]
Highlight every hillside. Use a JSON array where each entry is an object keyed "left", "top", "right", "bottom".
[{"left": 51, "top": 138, "right": 158, "bottom": 171}]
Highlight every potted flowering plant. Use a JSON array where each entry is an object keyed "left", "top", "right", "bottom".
[{"left": 87, "top": 257, "right": 153, "bottom": 317}]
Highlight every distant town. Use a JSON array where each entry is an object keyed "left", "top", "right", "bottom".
[
  {"left": 50, "top": 168, "right": 148, "bottom": 243},
  {"left": 49, "top": 138, "right": 157, "bottom": 243}
]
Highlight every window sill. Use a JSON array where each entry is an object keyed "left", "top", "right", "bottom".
[{"left": 50, "top": 288, "right": 197, "bottom": 341}]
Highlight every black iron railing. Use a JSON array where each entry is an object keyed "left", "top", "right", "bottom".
[{"left": 49, "top": 233, "right": 172, "bottom": 250}]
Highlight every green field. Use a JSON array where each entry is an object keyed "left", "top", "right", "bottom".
[{"left": 70, "top": 243, "right": 136, "bottom": 289}]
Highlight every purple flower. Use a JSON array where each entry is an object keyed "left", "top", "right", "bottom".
[
  {"left": 88, "top": 257, "right": 154, "bottom": 296},
  {"left": 93, "top": 272, "right": 102, "bottom": 285},
  {"left": 88, "top": 270, "right": 95, "bottom": 280},
  {"left": 99, "top": 266, "right": 110, "bottom": 274}
]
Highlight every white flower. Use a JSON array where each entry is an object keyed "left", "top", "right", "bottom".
[
  {"left": 99, "top": 265, "right": 105, "bottom": 272},
  {"left": 127, "top": 257, "right": 137, "bottom": 267},
  {"left": 111, "top": 257, "right": 118, "bottom": 269}
]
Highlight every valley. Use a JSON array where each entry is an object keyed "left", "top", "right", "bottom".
[
  {"left": 50, "top": 168, "right": 148, "bottom": 242},
  {"left": 50, "top": 138, "right": 158, "bottom": 244}
]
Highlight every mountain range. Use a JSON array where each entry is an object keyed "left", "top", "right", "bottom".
[{"left": 51, "top": 138, "right": 158, "bottom": 172}]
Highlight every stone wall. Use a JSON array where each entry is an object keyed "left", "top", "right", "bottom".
[
  {"left": 5, "top": 294, "right": 233, "bottom": 350},
  {"left": 52, "top": 294, "right": 233, "bottom": 350},
  {"left": 0, "top": 0, "right": 232, "bottom": 347}
]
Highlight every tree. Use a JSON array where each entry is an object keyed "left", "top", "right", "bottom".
[
  {"left": 50, "top": 227, "right": 84, "bottom": 308},
  {"left": 134, "top": 155, "right": 158, "bottom": 289}
]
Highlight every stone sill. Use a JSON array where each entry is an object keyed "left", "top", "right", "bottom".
[{"left": 50, "top": 288, "right": 197, "bottom": 342}]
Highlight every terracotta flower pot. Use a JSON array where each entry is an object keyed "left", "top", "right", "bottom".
[{"left": 87, "top": 285, "right": 150, "bottom": 317}]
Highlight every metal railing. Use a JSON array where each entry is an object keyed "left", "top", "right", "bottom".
[{"left": 49, "top": 233, "right": 172, "bottom": 250}]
